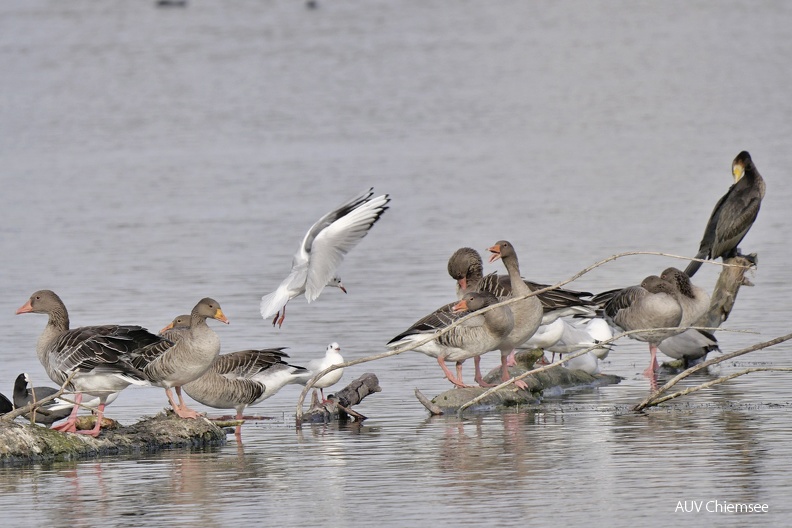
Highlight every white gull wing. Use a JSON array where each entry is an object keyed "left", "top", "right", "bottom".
[
  {"left": 259, "top": 188, "right": 388, "bottom": 321},
  {"left": 303, "top": 192, "right": 390, "bottom": 301}
]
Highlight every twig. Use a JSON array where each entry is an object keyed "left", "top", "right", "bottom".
[
  {"left": 633, "top": 332, "right": 792, "bottom": 411},
  {"left": 1, "top": 372, "right": 77, "bottom": 423},
  {"left": 414, "top": 388, "right": 444, "bottom": 415},
  {"left": 643, "top": 367, "right": 792, "bottom": 406},
  {"left": 293, "top": 250, "right": 749, "bottom": 425},
  {"left": 454, "top": 325, "right": 750, "bottom": 417}
]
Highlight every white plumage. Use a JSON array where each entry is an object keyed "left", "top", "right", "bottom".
[{"left": 261, "top": 188, "right": 390, "bottom": 327}]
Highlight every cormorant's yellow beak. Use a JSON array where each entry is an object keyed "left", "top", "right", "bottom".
[{"left": 732, "top": 162, "right": 744, "bottom": 183}]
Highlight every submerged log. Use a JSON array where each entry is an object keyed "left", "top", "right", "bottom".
[
  {"left": 0, "top": 412, "right": 226, "bottom": 467},
  {"left": 299, "top": 373, "right": 381, "bottom": 424},
  {"left": 417, "top": 349, "right": 622, "bottom": 414}
]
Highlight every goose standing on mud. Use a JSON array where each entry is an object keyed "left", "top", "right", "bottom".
[
  {"left": 447, "top": 247, "right": 595, "bottom": 324},
  {"left": 132, "top": 298, "right": 229, "bottom": 419},
  {"left": 685, "top": 151, "right": 766, "bottom": 277},
  {"left": 602, "top": 276, "right": 683, "bottom": 377},
  {"left": 160, "top": 315, "right": 309, "bottom": 434},
  {"left": 487, "top": 241, "right": 545, "bottom": 388},
  {"left": 15, "top": 290, "right": 163, "bottom": 436},
  {"left": 260, "top": 188, "right": 390, "bottom": 327},
  {"left": 387, "top": 291, "right": 513, "bottom": 388}
]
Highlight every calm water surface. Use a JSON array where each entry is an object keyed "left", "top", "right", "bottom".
[{"left": 1, "top": 1, "right": 791, "bottom": 527}]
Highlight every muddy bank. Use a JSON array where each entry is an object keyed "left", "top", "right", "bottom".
[{"left": 0, "top": 412, "right": 226, "bottom": 466}]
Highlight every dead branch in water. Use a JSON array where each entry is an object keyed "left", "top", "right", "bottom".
[
  {"left": 641, "top": 367, "right": 792, "bottom": 407},
  {"left": 633, "top": 332, "right": 792, "bottom": 411},
  {"left": 298, "top": 373, "right": 381, "bottom": 425}
]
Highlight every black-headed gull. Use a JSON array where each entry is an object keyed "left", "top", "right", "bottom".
[
  {"left": 260, "top": 188, "right": 390, "bottom": 327},
  {"left": 684, "top": 151, "right": 765, "bottom": 277},
  {"left": 304, "top": 342, "right": 345, "bottom": 402}
]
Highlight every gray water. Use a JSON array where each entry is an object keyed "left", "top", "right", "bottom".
[{"left": 2, "top": 1, "right": 791, "bottom": 526}]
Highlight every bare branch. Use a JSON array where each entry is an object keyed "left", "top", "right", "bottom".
[
  {"left": 1, "top": 372, "right": 76, "bottom": 423},
  {"left": 633, "top": 332, "right": 792, "bottom": 411}
]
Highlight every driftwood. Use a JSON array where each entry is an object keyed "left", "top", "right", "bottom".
[
  {"left": 416, "top": 349, "right": 622, "bottom": 415},
  {"left": 298, "top": 373, "right": 381, "bottom": 425},
  {"left": 0, "top": 412, "right": 227, "bottom": 466}
]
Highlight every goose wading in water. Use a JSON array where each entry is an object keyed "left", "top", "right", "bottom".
[
  {"left": 684, "top": 150, "right": 766, "bottom": 277},
  {"left": 15, "top": 290, "right": 164, "bottom": 436},
  {"left": 304, "top": 342, "right": 345, "bottom": 403},
  {"left": 260, "top": 188, "right": 390, "bottom": 327},
  {"left": 486, "top": 241, "right": 545, "bottom": 389},
  {"left": 387, "top": 291, "right": 513, "bottom": 388},
  {"left": 602, "top": 276, "right": 684, "bottom": 378},
  {"left": 447, "top": 247, "right": 596, "bottom": 324},
  {"left": 131, "top": 298, "right": 229, "bottom": 419},
  {"left": 13, "top": 372, "right": 75, "bottom": 426},
  {"left": 161, "top": 314, "right": 309, "bottom": 435}
]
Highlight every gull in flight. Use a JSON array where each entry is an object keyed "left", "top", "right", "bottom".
[{"left": 261, "top": 188, "right": 390, "bottom": 327}]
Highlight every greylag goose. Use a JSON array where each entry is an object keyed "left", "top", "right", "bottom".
[
  {"left": 657, "top": 267, "right": 720, "bottom": 366},
  {"left": 487, "top": 241, "right": 545, "bottom": 388},
  {"left": 304, "top": 342, "right": 345, "bottom": 403},
  {"left": 15, "top": 290, "right": 163, "bottom": 436},
  {"left": 685, "top": 151, "right": 766, "bottom": 277},
  {"left": 13, "top": 372, "right": 75, "bottom": 426},
  {"left": 660, "top": 267, "right": 710, "bottom": 324},
  {"left": 161, "top": 314, "right": 309, "bottom": 433},
  {"left": 447, "top": 247, "right": 596, "bottom": 324},
  {"left": 602, "top": 276, "right": 683, "bottom": 376},
  {"left": 387, "top": 291, "right": 513, "bottom": 388},
  {"left": 260, "top": 188, "right": 390, "bottom": 327},
  {"left": 132, "top": 298, "right": 229, "bottom": 419}
]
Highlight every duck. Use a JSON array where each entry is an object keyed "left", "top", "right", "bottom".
[
  {"left": 13, "top": 372, "right": 75, "bottom": 426},
  {"left": 447, "top": 247, "right": 596, "bottom": 324},
  {"left": 260, "top": 188, "right": 390, "bottom": 327},
  {"left": 601, "top": 276, "right": 683, "bottom": 377},
  {"left": 387, "top": 291, "right": 513, "bottom": 388},
  {"left": 685, "top": 151, "right": 766, "bottom": 277},
  {"left": 131, "top": 298, "right": 229, "bottom": 419},
  {"left": 160, "top": 314, "right": 309, "bottom": 434},
  {"left": 487, "top": 241, "right": 545, "bottom": 388},
  {"left": 15, "top": 290, "right": 163, "bottom": 436},
  {"left": 0, "top": 392, "right": 12, "bottom": 415},
  {"left": 304, "top": 342, "right": 346, "bottom": 403}
]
